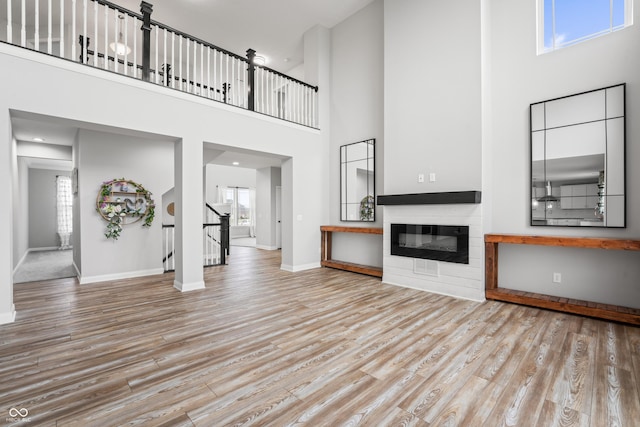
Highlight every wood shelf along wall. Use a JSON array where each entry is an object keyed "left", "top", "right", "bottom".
[
  {"left": 485, "top": 234, "right": 640, "bottom": 325},
  {"left": 320, "top": 226, "right": 383, "bottom": 278}
]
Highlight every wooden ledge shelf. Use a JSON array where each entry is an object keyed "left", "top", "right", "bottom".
[
  {"left": 485, "top": 234, "right": 640, "bottom": 325},
  {"left": 321, "top": 226, "right": 383, "bottom": 278}
]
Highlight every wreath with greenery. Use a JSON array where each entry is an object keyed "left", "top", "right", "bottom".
[
  {"left": 96, "top": 178, "right": 155, "bottom": 240},
  {"left": 359, "top": 195, "right": 374, "bottom": 221}
]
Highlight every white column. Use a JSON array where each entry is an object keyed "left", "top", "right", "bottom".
[
  {"left": 173, "top": 137, "right": 205, "bottom": 291},
  {"left": 0, "top": 114, "right": 16, "bottom": 324}
]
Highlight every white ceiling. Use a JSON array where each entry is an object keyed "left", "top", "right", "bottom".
[
  {"left": 11, "top": 0, "right": 374, "bottom": 170},
  {"left": 114, "top": 0, "right": 375, "bottom": 73}
]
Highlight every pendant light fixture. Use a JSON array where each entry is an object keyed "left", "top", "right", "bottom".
[{"left": 109, "top": 15, "right": 131, "bottom": 56}]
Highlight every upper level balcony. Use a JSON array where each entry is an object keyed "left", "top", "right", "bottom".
[{"left": 0, "top": 0, "right": 319, "bottom": 128}]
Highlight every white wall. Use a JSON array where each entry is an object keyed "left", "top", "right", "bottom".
[
  {"left": 205, "top": 164, "right": 256, "bottom": 203},
  {"left": 255, "top": 167, "right": 281, "bottom": 250},
  {"left": 384, "top": 0, "right": 482, "bottom": 194},
  {"left": 328, "top": 0, "right": 385, "bottom": 267},
  {"left": 331, "top": 0, "right": 384, "bottom": 222},
  {"left": 76, "top": 129, "right": 174, "bottom": 282},
  {"left": 488, "top": 0, "right": 640, "bottom": 302},
  {"left": 72, "top": 131, "right": 81, "bottom": 273},
  {"left": 2, "top": 121, "right": 16, "bottom": 324},
  {"left": 13, "top": 157, "right": 29, "bottom": 270}
]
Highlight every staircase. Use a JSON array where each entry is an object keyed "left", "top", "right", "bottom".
[{"left": 162, "top": 204, "right": 229, "bottom": 272}]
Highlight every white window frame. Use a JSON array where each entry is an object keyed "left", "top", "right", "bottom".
[{"left": 537, "top": 0, "right": 634, "bottom": 54}]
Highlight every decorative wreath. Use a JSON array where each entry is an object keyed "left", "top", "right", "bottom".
[
  {"left": 359, "top": 194, "right": 374, "bottom": 221},
  {"left": 96, "top": 178, "right": 155, "bottom": 240}
]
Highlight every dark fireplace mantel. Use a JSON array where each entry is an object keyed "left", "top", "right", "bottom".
[{"left": 377, "top": 191, "right": 481, "bottom": 206}]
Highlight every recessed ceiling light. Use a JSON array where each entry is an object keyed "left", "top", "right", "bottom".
[
  {"left": 254, "top": 55, "right": 267, "bottom": 65},
  {"left": 33, "top": 137, "right": 45, "bottom": 142},
  {"left": 232, "top": 162, "right": 240, "bottom": 166}
]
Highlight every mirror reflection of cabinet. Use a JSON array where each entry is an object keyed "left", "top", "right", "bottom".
[
  {"left": 530, "top": 84, "right": 625, "bottom": 227},
  {"left": 340, "top": 139, "right": 375, "bottom": 222}
]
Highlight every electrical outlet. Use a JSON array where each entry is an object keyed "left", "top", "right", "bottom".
[
  {"left": 418, "top": 173, "right": 425, "bottom": 183},
  {"left": 553, "top": 272, "right": 562, "bottom": 283}
]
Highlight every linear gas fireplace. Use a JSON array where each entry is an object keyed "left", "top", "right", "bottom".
[{"left": 391, "top": 224, "right": 469, "bottom": 264}]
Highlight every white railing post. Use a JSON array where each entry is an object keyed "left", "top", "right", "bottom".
[
  {"left": 59, "top": 0, "right": 64, "bottom": 58},
  {"left": 6, "top": 0, "right": 12, "bottom": 44},
  {"left": 71, "top": 0, "right": 76, "bottom": 60},
  {"left": 47, "top": 0, "right": 52, "bottom": 54},
  {"left": 93, "top": 1, "right": 98, "bottom": 66},
  {"left": 34, "top": 0, "right": 40, "bottom": 51},
  {"left": 123, "top": 14, "right": 129, "bottom": 75},
  {"left": 103, "top": 6, "right": 108, "bottom": 70}
]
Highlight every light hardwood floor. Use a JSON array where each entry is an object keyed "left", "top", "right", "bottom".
[{"left": 1, "top": 246, "right": 639, "bottom": 426}]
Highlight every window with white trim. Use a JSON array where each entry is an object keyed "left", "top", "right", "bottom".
[{"left": 539, "top": 0, "right": 633, "bottom": 54}]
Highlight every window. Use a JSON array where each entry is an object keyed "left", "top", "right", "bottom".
[
  {"left": 539, "top": 0, "right": 632, "bottom": 53},
  {"left": 56, "top": 175, "right": 73, "bottom": 249},
  {"left": 220, "top": 187, "right": 254, "bottom": 226}
]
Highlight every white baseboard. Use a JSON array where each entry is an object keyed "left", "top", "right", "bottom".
[
  {"left": 29, "top": 246, "right": 64, "bottom": 252},
  {"left": 281, "top": 262, "right": 321, "bottom": 273},
  {"left": 174, "top": 280, "right": 205, "bottom": 292},
  {"left": 73, "top": 261, "right": 81, "bottom": 278},
  {"left": 256, "top": 244, "right": 279, "bottom": 251},
  {"left": 0, "top": 305, "right": 17, "bottom": 325},
  {"left": 79, "top": 268, "right": 164, "bottom": 285}
]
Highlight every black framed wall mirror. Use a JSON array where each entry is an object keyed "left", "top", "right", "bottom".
[
  {"left": 530, "top": 84, "right": 626, "bottom": 227},
  {"left": 340, "top": 138, "right": 375, "bottom": 222}
]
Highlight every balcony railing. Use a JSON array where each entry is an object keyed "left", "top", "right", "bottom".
[{"left": 1, "top": 0, "right": 319, "bottom": 128}]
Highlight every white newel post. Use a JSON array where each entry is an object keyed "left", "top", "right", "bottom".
[{"left": 173, "top": 138, "right": 205, "bottom": 291}]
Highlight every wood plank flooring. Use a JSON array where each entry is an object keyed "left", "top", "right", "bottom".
[{"left": 1, "top": 246, "right": 639, "bottom": 426}]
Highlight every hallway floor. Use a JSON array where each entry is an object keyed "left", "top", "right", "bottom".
[{"left": 13, "top": 249, "right": 75, "bottom": 283}]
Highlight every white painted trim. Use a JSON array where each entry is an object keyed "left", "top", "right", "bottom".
[
  {"left": 256, "top": 244, "right": 279, "bottom": 251},
  {"left": 173, "top": 280, "right": 206, "bottom": 292},
  {"left": 0, "top": 305, "right": 17, "bottom": 325},
  {"left": 29, "top": 246, "right": 63, "bottom": 252},
  {"left": 73, "top": 260, "right": 81, "bottom": 278},
  {"left": 79, "top": 268, "right": 164, "bottom": 285},
  {"left": 281, "top": 262, "right": 321, "bottom": 272}
]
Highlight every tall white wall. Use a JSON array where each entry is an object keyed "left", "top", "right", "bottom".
[
  {"left": 2, "top": 122, "right": 16, "bottom": 324},
  {"left": 384, "top": 0, "right": 482, "bottom": 194},
  {"left": 488, "top": 0, "right": 640, "bottom": 302},
  {"left": 256, "top": 166, "right": 281, "bottom": 250},
  {"left": 13, "top": 157, "right": 29, "bottom": 270},
  {"left": 76, "top": 129, "right": 174, "bottom": 283},
  {"left": 328, "top": 0, "right": 385, "bottom": 267},
  {"left": 331, "top": 0, "right": 384, "bottom": 221}
]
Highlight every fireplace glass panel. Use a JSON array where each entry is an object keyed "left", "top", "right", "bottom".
[{"left": 391, "top": 224, "right": 469, "bottom": 264}]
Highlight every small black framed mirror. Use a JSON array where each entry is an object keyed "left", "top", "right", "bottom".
[
  {"left": 530, "top": 84, "right": 625, "bottom": 227},
  {"left": 340, "top": 139, "right": 375, "bottom": 222}
]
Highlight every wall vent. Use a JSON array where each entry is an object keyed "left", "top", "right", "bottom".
[{"left": 415, "top": 259, "right": 439, "bottom": 276}]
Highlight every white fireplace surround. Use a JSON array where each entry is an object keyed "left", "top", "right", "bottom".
[{"left": 382, "top": 203, "right": 484, "bottom": 301}]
